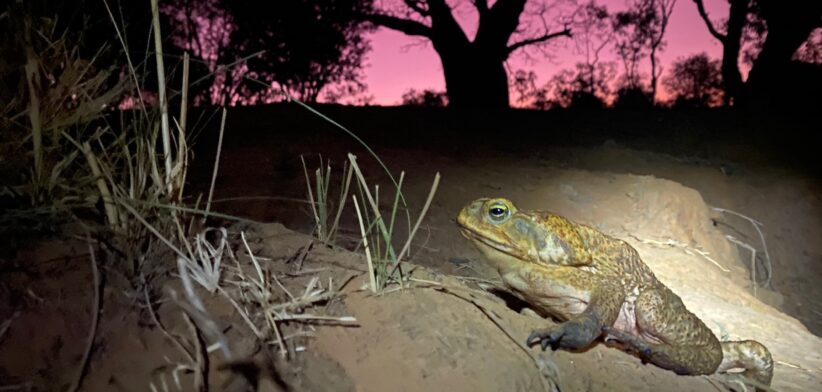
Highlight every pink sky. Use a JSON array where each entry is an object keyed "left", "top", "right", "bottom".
[{"left": 362, "top": 0, "right": 729, "bottom": 105}]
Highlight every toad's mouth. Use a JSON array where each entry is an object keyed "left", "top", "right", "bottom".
[{"left": 458, "top": 226, "right": 517, "bottom": 256}]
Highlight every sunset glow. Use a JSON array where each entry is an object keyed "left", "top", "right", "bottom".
[{"left": 364, "top": 0, "right": 730, "bottom": 105}]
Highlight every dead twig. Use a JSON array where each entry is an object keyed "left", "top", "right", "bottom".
[
  {"left": 141, "top": 269, "right": 195, "bottom": 364},
  {"left": 68, "top": 233, "right": 102, "bottom": 392},
  {"left": 284, "top": 267, "right": 329, "bottom": 277},
  {"left": 183, "top": 313, "right": 208, "bottom": 392},
  {"left": 240, "top": 231, "right": 287, "bottom": 358},
  {"left": 292, "top": 239, "right": 314, "bottom": 272},
  {"left": 352, "top": 195, "right": 377, "bottom": 293},
  {"left": 175, "top": 257, "right": 233, "bottom": 359},
  {"left": 711, "top": 207, "right": 772, "bottom": 288},
  {"left": 390, "top": 173, "right": 441, "bottom": 281},
  {"left": 724, "top": 235, "right": 760, "bottom": 297},
  {"left": 628, "top": 234, "right": 731, "bottom": 273},
  {"left": 204, "top": 108, "right": 226, "bottom": 221}
]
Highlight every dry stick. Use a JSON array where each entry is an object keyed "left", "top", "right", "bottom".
[
  {"left": 347, "top": 154, "right": 397, "bottom": 261},
  {"left": 268, "top": 293, "right": 337, "bottom": 315},
  {"left": 396, "top": 173, "right": 440, "bottom": 263},
  {"left": 68, "top": 233, "right": 102, "bottom": 392},
  {"left": 239, "top": 232, "right": 266, "bottom": 292},
  {"left": 725, "top": 235, "right": 759, "bottom": 297},
  {"left": 300, "top": 155, "right": 321, "bottom": 239},
  {"left": 629, "top": 235, "right": 730, "bottom": 273},
  {"left": 285, "top": 267, "right": 329, "bottom": 277},
  {"left": 179, "top": 53, "right": 189, "bottom": 146},
  {"left": 386, "top": 172, "right": 406, "bottom": 247},
  {"left": 239, "top": 233, "right": 288, "bottom": 358},
  {"left": 119, "top": 199, "right": 189, "bottom": 260},
  {"left": 101, "top": 0, "right": 148, "bottom": 116},
  {"left": 712, "top": 207, "right": 773, "bottom": 287},
  {"left": 294, "top": 239, "right": 313, "bottom": 272},
  {"left": 149, "top": 0, "right": 172, "bottom": 194},
  {"left": 217, "top": 287, "right": 264, "bottom": 339},
  {"left": 266, "top": 288, "right": 338, "bottom": 313},
  {"left": 174, "top": 215, "right": 197, "bottom": 267},
  {"left": 352, "top": 195, "right": 377, "bottom": 293},
  {"left": 204, "top": 108, "right": 227, "bottom": 220},
  {"left": 272, "top": 273, "right": 296, "bottom": 303},
  {"left": 386, "top": 173, "right": 441, "bottom": 280},
  {"left": 219, "top": 250, "right": 266, "bottom": 341},
  {"left": 273, "top": 314, "right": 357, "bottom": 323},
  {"left": 183, "top": 313, "right": 207, "bottom": 392},
  {"left": 82, "top": 141, "right": 119, "bottom": 228},
  {"left": 141, "top": 271, "right": 196, "bottom": 364},
  {"left": 263, "top": 308, "right": 288, "bottom": 359},
  {"left": 326, "top": 161, "right": 354, "bottom": 245},
  {"left": 171, "top": 52, "right": 191, "bottom": 202},
  {"left": 688, "top": 247, "right": 731, "bottom": 273}
]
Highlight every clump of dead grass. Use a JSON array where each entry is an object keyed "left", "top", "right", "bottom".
[
  {"left": 2, "top": 2, "right": 443, "bottom": 390},
  {"left": 0, "top": 4, "right": 123, "bottom": 240}
]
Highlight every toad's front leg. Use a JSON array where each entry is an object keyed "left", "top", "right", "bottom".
[{"left": 527, "top": 278, "right": 625, "bottom": 351}]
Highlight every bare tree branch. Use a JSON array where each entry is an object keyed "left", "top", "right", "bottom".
[
  {"left": 427, "top": 0, "right": 470, "bottom": 44},
  {"left": 476, "top": 0, "right": 528, "bottom": 48},
  {"left": 363, "top": 13, "right": 433, "bottom": 37},
  {"left": 693, "top": 0, "right": 726, "bottom": 42},
  {"left": 404, "top": 0, "right": 430, "bottom": 16},
  {"left": 506, "top": 27, "right": 572, "bottom": 54},
  {"left": 474, "top": 0, "right": 489, "bottom": 15}
]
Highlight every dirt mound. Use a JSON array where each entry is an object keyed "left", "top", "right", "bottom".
[
  {"left": 303, "top": 172, "right": 822, "bottom": 392},
  {"left": 3, "top": 150, "right": 821, "bottom": 391}
]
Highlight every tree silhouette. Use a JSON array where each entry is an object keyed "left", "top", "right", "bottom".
[
  {"left": 511, "top": 69, "right": 540, "bottom": 107},
  {"left": 573, "top": 1, "right": 615, "bottom": 101},
  {"left": 613, "top": 14, "right": 645, "bottom": 90},
  {"left": 663, "top": 53, "right": 722, "bottom": 107},
  {"left": 223, "top": 0, "right": 373, "bottom": 103},
  {"left": 401, "top": 88, "right": 448, "bottom": 107},
  {"left": 612, "top": 86, "right": 654, "bottom": 109},
  {"left": 744, "top": 0, "right": 822, "bottom": 108},
  {"left": 165, "top": 0, "right": 374, "bottom": 104},
  {"left": 692, "top": 0, "right": 750, "bottom": 105},
  {"left": 793, "top": 29, "right": 822, "bottom": 63},
  {"left": 547, "top": 62, "right": 616, "bottom": 109},
  {"left": 613, "top": 0, "right": 676, "bottom": 103},
  {"left": 363, "top": 0, "right": 572, "bottom": 110}
]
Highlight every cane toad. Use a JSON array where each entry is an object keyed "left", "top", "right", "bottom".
[{"left": 457, "top": 197, "right": 773, "bottom": 386}]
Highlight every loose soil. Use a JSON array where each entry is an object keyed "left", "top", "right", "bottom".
[{"left": 2, "top": 106, "right": 820, "bottom": 391}]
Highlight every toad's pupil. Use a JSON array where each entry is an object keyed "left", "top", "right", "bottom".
[{"left": 490, "top": 207, "right": 504, "bottom": 216}]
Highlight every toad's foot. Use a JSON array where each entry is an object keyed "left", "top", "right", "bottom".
[{"left": 527, "top": 316, "right": 601, "bottom": 351}]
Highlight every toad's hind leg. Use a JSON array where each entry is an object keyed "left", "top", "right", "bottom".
[
  {"left": 718, "top": 340, "right": 773, "bottom": 385},
  {"left": 608, "top": 285, "right": 723, "bottom": 376}
]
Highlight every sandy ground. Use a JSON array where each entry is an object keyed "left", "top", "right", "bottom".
[{"left": 2, "top": 107, "right": 821, "bottom": 391}]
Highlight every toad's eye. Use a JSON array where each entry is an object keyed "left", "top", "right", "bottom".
[{"left": 488, "top": 204, "right": 509, "bottom": 222}]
